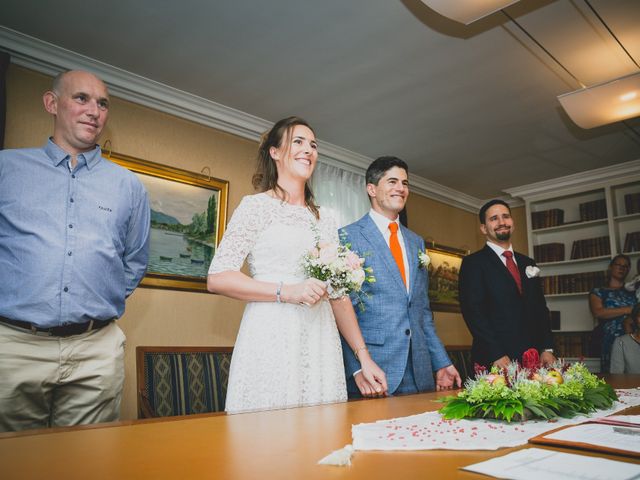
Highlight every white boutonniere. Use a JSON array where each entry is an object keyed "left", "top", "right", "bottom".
[
  {"left": 525, "top": 266, "right": 541, "bottom": 278},
  {"left": 418, "top": 250, "right": 431, "bottom": 269}
]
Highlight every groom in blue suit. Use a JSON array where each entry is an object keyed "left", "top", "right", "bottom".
[{"left": 340, "top": 157, "right": 461, "bottom": 397}]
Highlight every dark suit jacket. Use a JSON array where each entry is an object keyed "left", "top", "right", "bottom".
[{"left": 458, "top": 244, "right": 553, "bottom": 367}]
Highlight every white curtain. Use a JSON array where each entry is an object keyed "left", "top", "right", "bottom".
[{"left": 312, "top": 162, "right": 369, "bottom": 228}]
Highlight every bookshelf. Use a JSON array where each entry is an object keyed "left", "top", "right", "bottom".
[{"left": 506, "top": 167, "right": 640, "bottom": 361}]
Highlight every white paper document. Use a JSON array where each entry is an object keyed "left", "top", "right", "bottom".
[
  {"left": 544, "top": 423, "right": 640, "bottom": 453},
  {"left": 592, "top": 415, "right": 640, "bottom": 427},
  {"left": 462, "top": 448, "right": 640, "bottom": 480}
]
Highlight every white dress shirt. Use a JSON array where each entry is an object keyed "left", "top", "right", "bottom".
[{"left": 486, "top": 241, "right": 517, "bottom": 267}]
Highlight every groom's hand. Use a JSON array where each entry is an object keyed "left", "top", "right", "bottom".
[
  {"left": 436, "top": 365, "right": 462, "bottom": 391},
  {"left": 540, "top": 350, "right": 556, "bottom": 366}
]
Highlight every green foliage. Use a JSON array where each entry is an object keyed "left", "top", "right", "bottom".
[
  {"left": 438, "top": 396, "right": 471, "bottom": 420},
  {"left": 206, "top": 194, "right": 217, "bottom": 234},
  {"left": 439, "top": 364, "right": 618, "bottom": 423}
]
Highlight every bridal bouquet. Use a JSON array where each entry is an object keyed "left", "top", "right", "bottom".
[
  {"left": 439, "top": 349, "right": 617, "bottom": 422},
  {"left": 302, "top": 240, "right": 375, "bottom": 300}
]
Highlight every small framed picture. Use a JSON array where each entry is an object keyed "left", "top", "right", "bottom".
[
  {"left": 109, "top": 151, "right": 229, "bottom": 292},
  {"left": 425, "top": 242, "right": 468, "bottom": 313}
]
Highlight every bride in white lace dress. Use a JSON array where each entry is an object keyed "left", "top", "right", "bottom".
[{"left": 207, "top": 117, "right": 387, "bottom": 413}]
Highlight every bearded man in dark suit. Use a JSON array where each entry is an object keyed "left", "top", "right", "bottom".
[{"left": 459, "top": 199, "right": 556, "bottom": 369}]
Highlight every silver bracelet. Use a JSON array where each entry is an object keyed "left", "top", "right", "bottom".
[{"left": 276, "top": 281, "right": 283, "bottom": 303}]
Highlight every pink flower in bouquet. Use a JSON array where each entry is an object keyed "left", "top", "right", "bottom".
[
  {"left": 351, "top": 267, "right": 366, "bottom": 286},
  {"left": 318, "top": 241, "right": 339, "bottom": 264},
  {"left": 521, "top": 348, "right": 539, "bottom": 370},
  {"left": 301, "top": 232, "right": 375, "bottom": 305},
  {"left": 345, "top": 250, "right": 363, "bottom": 270}
]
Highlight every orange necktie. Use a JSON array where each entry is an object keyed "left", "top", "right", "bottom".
[{"left": 388, "top": 222, "right": 406, "bottom": 286}]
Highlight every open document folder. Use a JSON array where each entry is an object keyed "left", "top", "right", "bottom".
[
  {"left": 462, "top": 448, "right": 640, "bottom": 480},
  {"left": 529, "top": 415, "right": 640, "bottom": 458}
]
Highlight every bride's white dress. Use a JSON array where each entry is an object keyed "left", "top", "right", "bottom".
[{"left": 208, "top": 193, "right": 347, "bottom": 413}]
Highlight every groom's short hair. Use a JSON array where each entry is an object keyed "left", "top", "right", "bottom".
[
  {"left": 478, "top": 199, "right": 511, "bottom": 224},
  {"left": 366, "top": 156, "right": 409, "bottom": 187}
]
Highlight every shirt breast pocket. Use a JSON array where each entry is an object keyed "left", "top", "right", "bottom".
[{"left": 83, "top": 202, "right": 127, "bottom": 255}]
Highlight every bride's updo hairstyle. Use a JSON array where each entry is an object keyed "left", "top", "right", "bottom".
[{"left": 252, "top": 116, "right": 320, "bottom": 219}]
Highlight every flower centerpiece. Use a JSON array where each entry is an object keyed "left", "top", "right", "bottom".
[
  {"left": 439, "top": 349, "right": 617, "bottom": 422},
  {"left": 301, "top": 239, "right": 375, "bottom": 301}
]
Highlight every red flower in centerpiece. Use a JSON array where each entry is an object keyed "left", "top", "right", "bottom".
[
  {"left": 522, "top": 348, "right": 539, "bottom": 370},
  {"left": 474, "top": 363, "right": 487, "bottom": 376}
]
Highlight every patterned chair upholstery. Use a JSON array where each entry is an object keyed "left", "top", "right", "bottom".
[
  {"left": 444, "top": 345, "right": 473, "bottom": 385},
  {"left": 136, "top": 346, "right": 233, "bottom": 418}
]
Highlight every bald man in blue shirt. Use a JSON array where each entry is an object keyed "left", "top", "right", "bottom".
[{"left": 0, "top": 70, "right": 150, "bottom": 432}]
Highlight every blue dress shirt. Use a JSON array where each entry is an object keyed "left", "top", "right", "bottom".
[{"left": 0, "top": 140, "right": 150, "bottom": 327}]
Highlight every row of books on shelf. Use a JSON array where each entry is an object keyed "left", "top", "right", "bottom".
[
  {"left": 570, "top": 236, "right": 610, "bottom": 259},
  {"left": 534, "top": 232, "right": 640, "bottom": 263},
  {"left": 531, "top": 209, "right": 564, "bottom": 229},
  {"left": 578, "top": 198, "right": 607, "bottom": 222},
  {"left": 534, "top": 237, "right": 610, "bottom": 263},
  {"left": 623, "top": 231, "right": 640, "bottom": 253},
  {"left": 542, "top": 271, "right": 606, "bottom": 295},
  {"left": 534, "top": 243, "right": 564, "bottom": 263},
  {"left": 552, "top": 331, "right": 596, "bottom": 358},
  {"left": 625, "top": 192, "right": 640, "bottom": 215},
  {"left": 531, "top": 199, "right": 609, "bottom": 230},
  {"left": 548, "top": 312, "right": 598, "bottom": 358},
  {"left": 532, "top": 193, "right": 640, "bottom": 231}
]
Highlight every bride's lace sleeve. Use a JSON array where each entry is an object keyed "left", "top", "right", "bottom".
[
  {"left": 208, "top": 195, "right": 267, "bottom": 274},
  {"left": 318, "top": 207, "right": 340, "bottom": 244}
]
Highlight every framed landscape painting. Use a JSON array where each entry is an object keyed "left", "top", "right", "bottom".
[
  {"left": 108, "top": 152, "right": 229, "bottom": 292},
  {"left": 425, "top": 242, "right": 468, "bottom": 313}
]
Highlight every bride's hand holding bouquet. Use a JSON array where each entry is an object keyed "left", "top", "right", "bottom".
[
  {"left": 280, "top": 278, "right": 328, "bottom": 307},
  {"left": 302, "top": 236, "right": 387, "bottom": 396},
  {"left": 301, "top": 239, "right": 374, "bottom": 306}
]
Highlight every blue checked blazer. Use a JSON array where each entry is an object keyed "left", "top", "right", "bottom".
[{"left": 340, "top": 214, "right": 452, "bottom": 395}]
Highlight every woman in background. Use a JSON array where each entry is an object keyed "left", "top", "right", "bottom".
[
  {"left": 610, "top": 304, "right": 640, "bottom": 374},
  {"left": 207, "top": 116, "right": 387, "bottom": 413},
  {"left": 589, "top": 254, "right": 636, "bottom": 372}
]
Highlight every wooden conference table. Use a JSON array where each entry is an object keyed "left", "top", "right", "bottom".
[{"left": 1, "top": 375, "right": 639, "bottom": 480}]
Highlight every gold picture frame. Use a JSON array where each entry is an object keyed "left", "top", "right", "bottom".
[
  {"left": 108, "top": 151, "right": 229, "bottom": 292},
  {"left": 425, "top": 241, "right": 469, "bottom": 313}
]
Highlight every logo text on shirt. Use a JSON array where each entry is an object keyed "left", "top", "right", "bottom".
[{"left": 98, "top": 205, "right": 113, "bottom": 213}]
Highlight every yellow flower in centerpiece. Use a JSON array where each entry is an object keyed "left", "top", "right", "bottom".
[
  {"left": 485, "top": 374, "right": 506, "bottom": 386},
  {"left": 544, "top": 370, "right": 564, "bottom": 385}
]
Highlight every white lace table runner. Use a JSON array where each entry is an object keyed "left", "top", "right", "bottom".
[{"left": 351, "top": 388, "right": 640, "bottom": 451}]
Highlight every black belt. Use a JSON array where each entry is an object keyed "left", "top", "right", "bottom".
[{"left": 0, "top": 316, "right": 114, "bottom": 337}]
